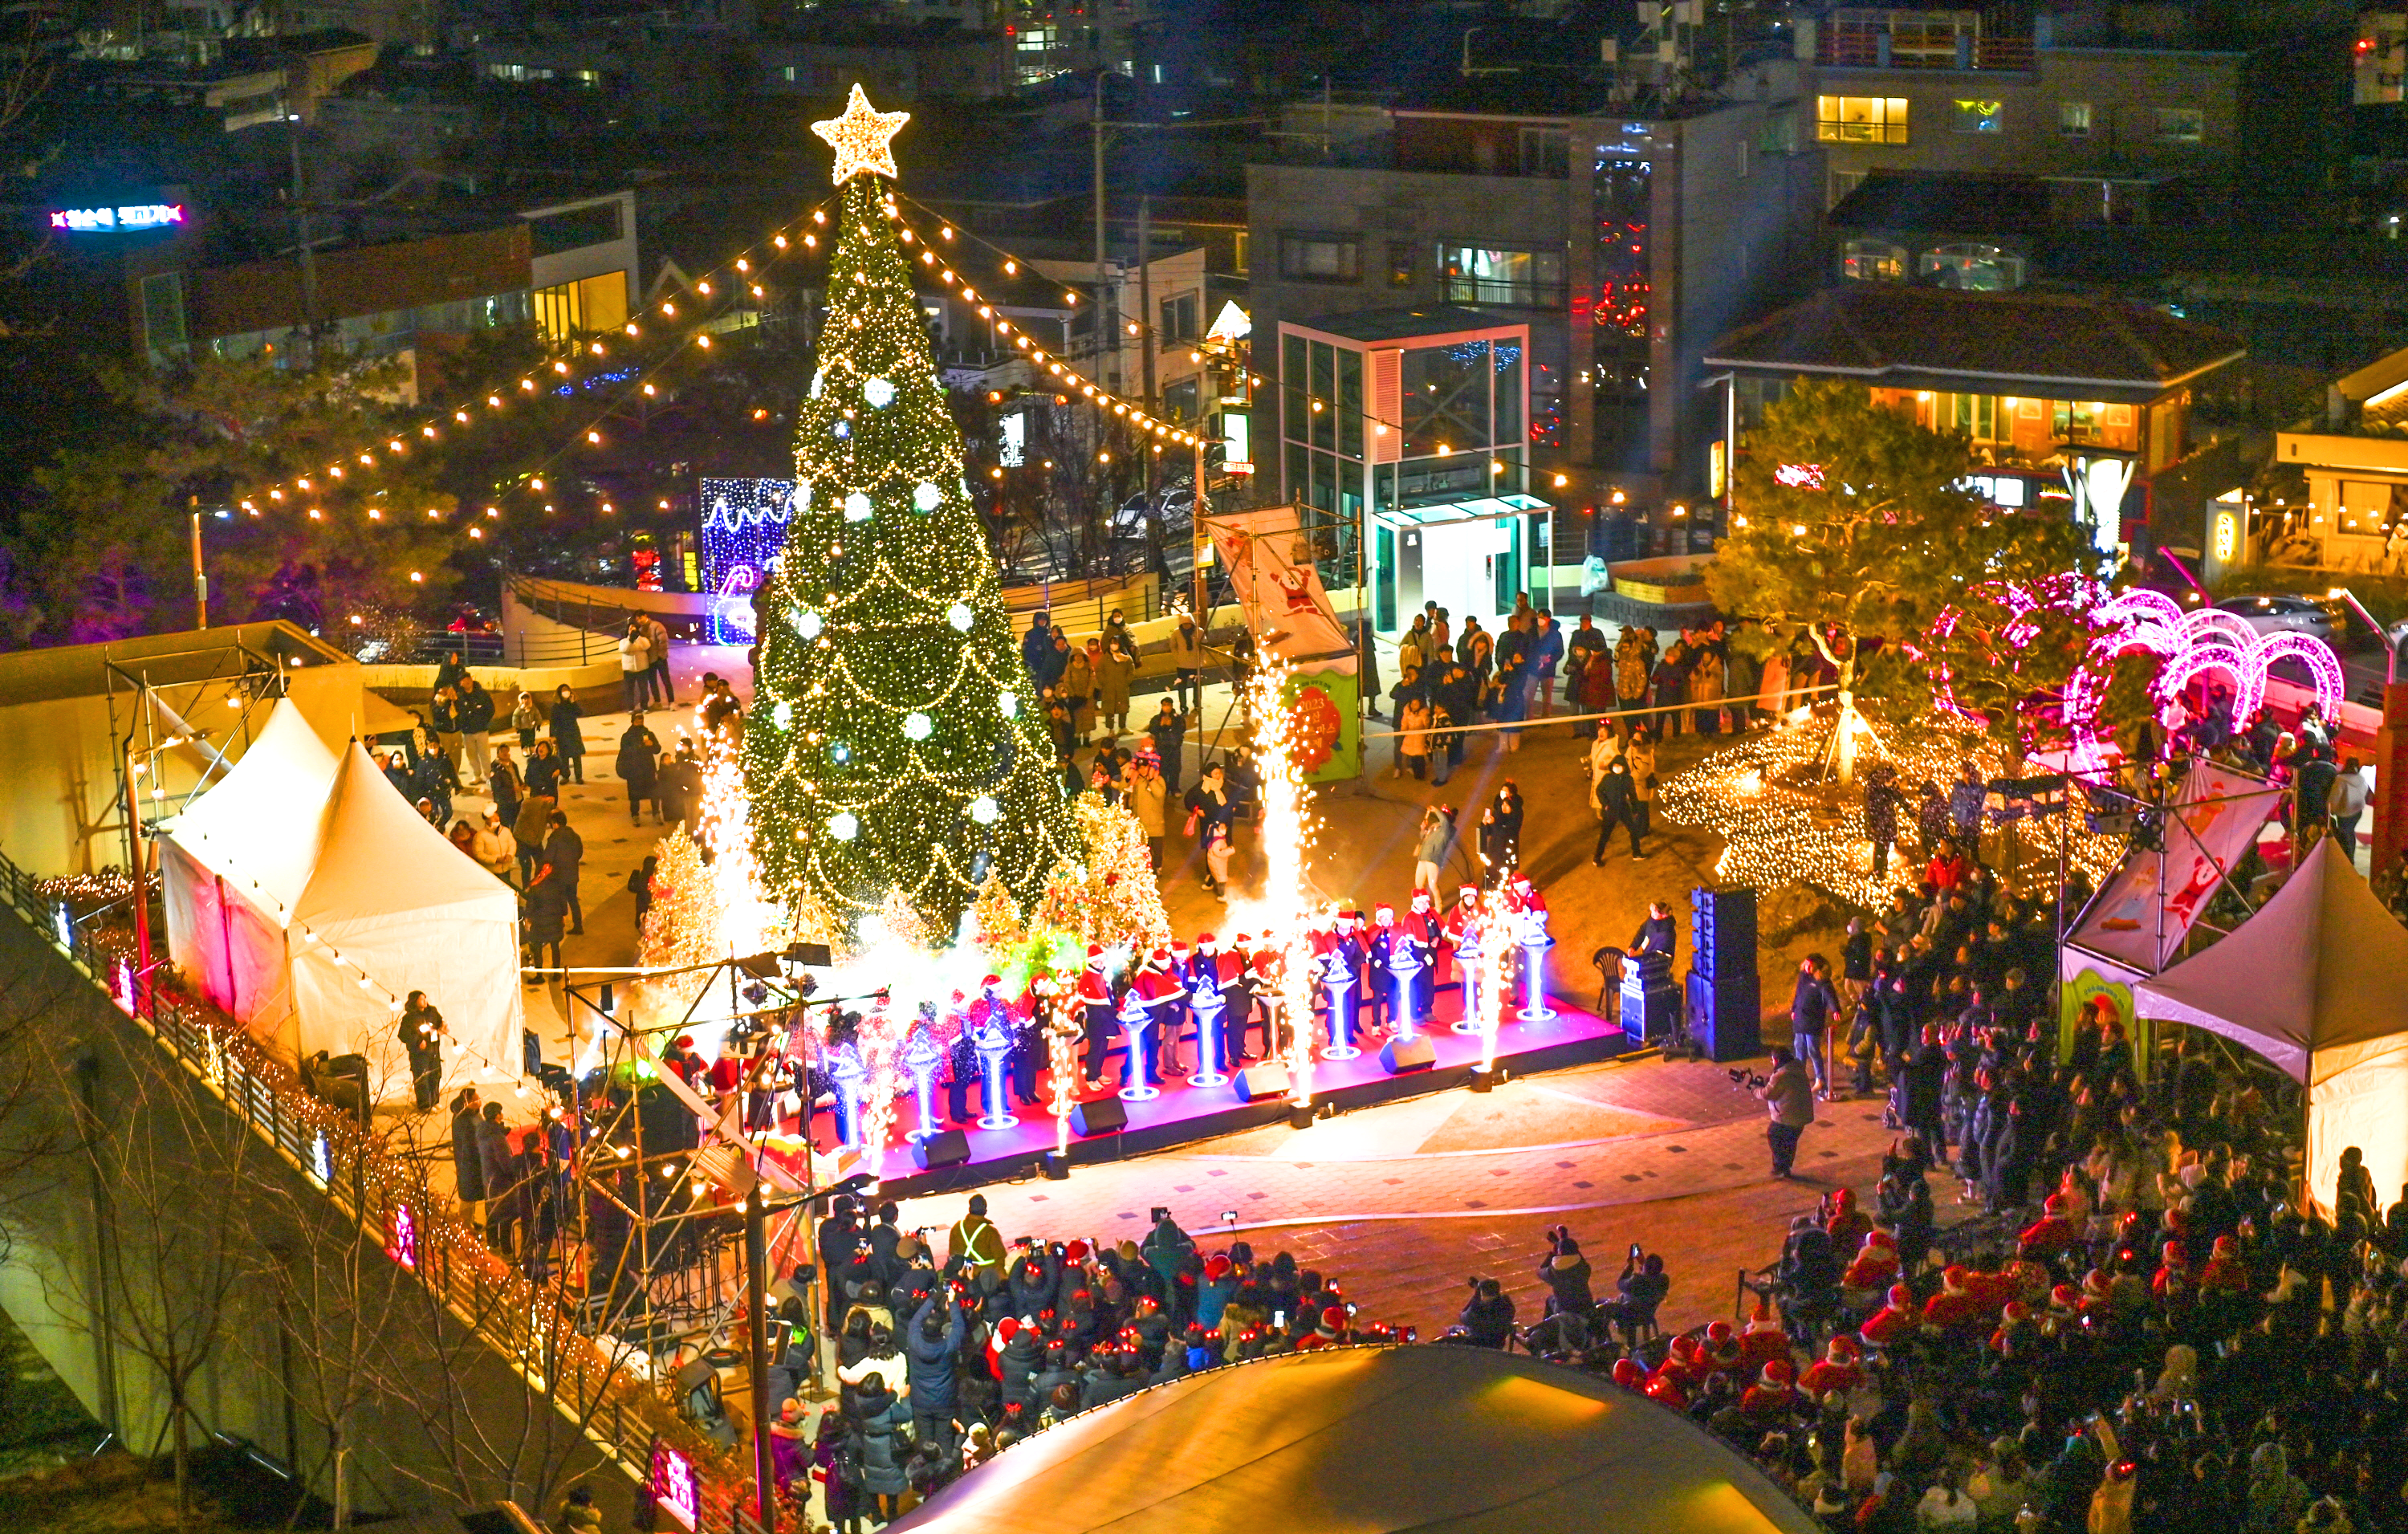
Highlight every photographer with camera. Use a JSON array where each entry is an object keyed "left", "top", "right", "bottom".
[
  {"left": 1453, "top": 1276, "right": 1517, "bottom": 1349},
  {"left": 1594, "top": 1241, "right": 1671, "bottom": 1349},
  {"left": 1756, "top": 1044, "right": 1816, "bottom": 1179},
  {"left": 1536, "top": 1226, "right": 1594, "bottom": 1316}
]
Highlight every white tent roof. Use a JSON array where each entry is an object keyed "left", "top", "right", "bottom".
[
  {"left": 2133, "top": 838, "right": 2408, "bottom": 1085},
  {"left": 890, "top": 1346, "right": 1823, "bottom": 1534},
  {"left": 162, "top": 698, "right": 340, "bottom": 923},
  {"left": 293, "top": 742, "right": 519, "bottom": 938}
]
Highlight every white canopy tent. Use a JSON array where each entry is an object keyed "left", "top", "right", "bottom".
[
  {"left": 2133, "top": 838, "right": 2408, "bottom": 1216},
  {"left": 162, "top": 705, "right": 526, "bottom": 1102}
]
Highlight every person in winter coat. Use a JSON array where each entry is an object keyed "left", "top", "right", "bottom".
[
  {"left": 1094, "top": 637, "right": 1135, "bottom": 736},
  {"left": 1397, "top": 694, "right": 1432, "bottom": 779},
  {"left": 513, "top": 791, "right": 554, "bottom": 886},
  {"left": 547, "top": 686, "right": 585, "bottom": 783},
  {"left": 902, "top": 1296, "right": 965, "bottom": 1453},
  {"left": 454, "top": 676, "right": 496, "bottom": 786},
  {"left": 510, "top": 690, "right": 542, "bottom": 751},
  {"left": 1686, "top": 647, "right": 1726, "bottom": 735},
  {"left": 1062, "top": 641, "right": 1097, "bottom": 740},
  {"left": 1413, "top": 805, "right": 1457, "bottom": 897},
  {"left": 1537, "top": 1229, "right": 1593, "bottom": 1316},
  {"left": 1592, "top": 757, "right": 1644, "bottom": 862},
  {"left": 472, "top": 812, "right": 518, "bottom": 886},
  {"left": 996, "top": 1319, "right": 1044, "bottom": 1410},
  {"left": 850, "top": 1375, "right": 912, "bottom": 1522},
  {"left": 449, "top": 1088, "right": 487, "bottom": 1227},
  {"left": 615, "top": 728, "right": 659, "bottom": 824},
  {"left": 1123, "top": 756, "right": 1168, "bottom": 868}
]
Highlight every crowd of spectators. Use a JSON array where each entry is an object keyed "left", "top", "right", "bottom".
[{"left": 792, "top": 1193, "right": 1410, "bottom": 1529}]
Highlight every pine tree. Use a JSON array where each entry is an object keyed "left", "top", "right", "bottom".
[{"left": 745, "top": 92, "right": 1079, "bottom": 940}]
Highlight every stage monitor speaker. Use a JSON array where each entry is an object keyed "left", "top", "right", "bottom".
[
  {"left": 1380, "top": 1036, "right": 1437, "bottom": 1074},
  {"left": 1620, "top": 964, "right": 1681, "bottom": 1044},
  {"left": 1690, "top": 886, "right": 1758, "bottom": 981},
  {"left": 1070, "top": 1097, "right": 1129, "bottom": 1137},
  {"left": 1232, "top": 1064, "right": 1291, "bottom": 1101},
  {"left": 1686, "top": 970, "right": 1762, "bottom": 1062},
  {"left": 913, "top": 1129, "right": 971, "bottom": 1170}
]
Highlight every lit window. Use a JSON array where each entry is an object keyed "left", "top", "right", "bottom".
[
  {"left": 1950, "top": 99, "right": 2003, "bottom": 133},
  {"left": 1816, "top": 96, "right": 1909, "bottom": 144},
  {"left": 1841, "top": 239, "right": 1906, "bottom": 282},
  {"left": 1435, "top": 245, "right": 1566, "bottom": 307},
  {"left": 2059, "top": 100, "right": 2093, "bottom": 137},
  {"left": 2156, "top": 108, "right": 2204, "bottom": 144}
]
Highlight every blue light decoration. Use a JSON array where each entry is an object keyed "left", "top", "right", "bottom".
[
  {"left": 1516, "top": 902, "right": 1557, "bottom": 1022},
  {"left": 1186, "top": 970, "right": 1229, "bottom": 1088},
  {"left": 901, "top": 1021, "right": 942, "bottom": 1142},
  {"left": 1114, "top": 987, "right": 1159, "bottom": 1103},
  {"left": 1389, "top": 938, "right": 1425, "bottom": 1043},
  {"left": 829, "top": 1040, "right": 868, "bottom": 1148},
  {"left": 1318, "top": 944, "right": 1361, "bottom": 1060},
  {"left": 973, "top": 1005, "right": 1018, "bottom": 1129},
  {"left": 50, "top": 202, "right": 185, "bottom": 233},
  {"left": 699, "top": 478, "right": 796, "bottom": 644}
]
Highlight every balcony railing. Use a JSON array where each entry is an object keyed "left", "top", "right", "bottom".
[
  {"left": 0, "top": 852, "right": 755, "bottom": 1532},
  {"left": 1817, "top": 31, "right": 2036, "bottom": 70}
]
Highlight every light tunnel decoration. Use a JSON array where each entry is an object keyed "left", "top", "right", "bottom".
[
  {"left": 1930, "top": 583, "right": 2347, "bottom": 775},
  {"left": 698, "top": 477, "right": 798, "bottom": 644}
]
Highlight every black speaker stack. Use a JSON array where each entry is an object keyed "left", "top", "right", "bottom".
[
  {"left": 1686, "top": 886, "right": 1761, "bottom": 1063},
  {"left": 1071, "top": 1096, "right": 1130, "bottom": 1137},
  {"left": 913, "top": 1129, "right": 972, "bottom": 1170}
]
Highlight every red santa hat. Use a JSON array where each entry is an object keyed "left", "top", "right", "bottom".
[
  {"left": 1886, "top": 1284, "right": 1913, "bottom": 1308},
  {"left": 1409, "top": 890, "right": 1433, "bottom": 907},
  {"left": 1759, "top": 1358, "right": 1794, "bottom": 1388},
  {"left": 1148, "top": 948, "right": 1171, "bottom": 970},
  {"left": 1195, "top": 932, "right": 1218, "bottom": 948},
  {"left": 2049, "top": 1284, "right": 2082, "bottom": 1312},
  {"left": 1457, "top": 885, "right": 1480, "bottom": 902},
  {"left": 1086, "top": 945, "right": 1105, "bottom": 966},
  {"left": 981, "top": 975, "right": 1003, "bottom": 990},
  {"left": 2082, "top": 1268, "right": 2113, "bottom": 1297},
  {"left": 1064, "top": 1240, "right": 1091, "bottom": 1263},
  {"left": 2044, "top": 1192, "right": 2067, "bottom": 1215},
  {"left": 1746, "top": 1299, "right": 1782, "bottom": 1333},
  {"left": 1824, "top": 1335, "right": 1860, "bottom": 1363},
  {"left": 674, "top": 1035, "right": 695, "bottom": 1049},
  {"left": 995, "top": 1316, "right": 1019, "bottom": 1343},
  {"left": 2212, "top": 1234, "right": 2236, "bottom": 1255},
  {"left": 1203, "top": 1255, "right": 1230, "bottom": 1280},
  {"left": 1317, "top": 1306, "right": 1345, "bottom": 1337},
  {"left": 1611, "top": 1358, "right": 1645, "bottom": 1389},
  {"left": 1170, "top": 942, "right": 1190, "bottom": 958},
  {"left": 1373, "top": 904, "right": 1394, "bottom": 922},
  {"left": 1866, "top": 1229, "right": 1895, "bottom": 1250},
  {"left": 1942, "top": 1265, "right": 1971, "bottom": 1292},
  {"left": 1705, "top": 1320, "right": 1735, "bottom": 1345},
  {"left": 2002, "top": 1300, "right": 2032, "bottom": 1324}
]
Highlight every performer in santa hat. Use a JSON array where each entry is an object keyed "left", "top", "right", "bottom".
[
  {"left": 1858, "top": 1284, "right": 1919, "bottom": 1349},
  {"left": 1161, "top": 940, "right": 1194, "bottom": 1076},
  {"left": 1442, "top": 885, "right": 1489, "bottom": 1033},
  {"left": 1010, "top": 972, "right": 1049, "bottom": 1107},
  {"left": 1317, "top": 913, "right": 1363, "bottom": 1059},
  {"left": 1221, "top": 931, "right": 1258, "bottom": 1062},
  {"left": 1250, "top": 942, "right": 1285, "bottom": 1058},
  {"left": 1799, "top": 1335, "right": 1863, "bottom": 1403},
  {"left": 1132, "top": 949, "right": 1182, "bottom": 1088},
  {"left": 1077, "top": 945, "right": 1114, "bottom": 1087},
  {"left": 1365, "top": 904, "right": 1398, "bottom": 1034},
  {"left": 1921, "top": 1265, "right": 1984, "bottom": 1332},
  {"left": 1739, "top": 1357, "right": 1798, "bottom": 1426},
  {"left": 1399, "top": 893, "right": 1438, "bottom": 1027},
  {"left": 1186, "top": 934, "right": 1234, "bottom": 1084}
]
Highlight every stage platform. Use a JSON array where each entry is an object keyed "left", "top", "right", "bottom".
[{"left": 864, "top": 995, "right": 1640, "bottom": 1198}]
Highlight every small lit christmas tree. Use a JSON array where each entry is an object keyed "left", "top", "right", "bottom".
[{"left": 744, "top": 86, "right": 1079, "bottom": 938}]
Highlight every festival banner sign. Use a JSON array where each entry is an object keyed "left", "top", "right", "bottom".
[
  {"left": 2067, "top": 761, "right": 2280, "bottom": 975},
  {"left": 1202, "top": 504, "right": 1353, "bottom": 662}
]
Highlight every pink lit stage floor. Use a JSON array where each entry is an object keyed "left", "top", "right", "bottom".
[{"left": 851, "top": 996, "right": 1637, "bottom": 1198}]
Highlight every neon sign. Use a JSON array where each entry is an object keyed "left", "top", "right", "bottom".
[
  {"left": 649, "top": 1441, "right": 700, "bottom": 1531},
  {"left": 50, "top": 204, "right": 185, "bottom": 233},
  {"left": 698, "top": 478, "right": 794, "bottom": 644}
]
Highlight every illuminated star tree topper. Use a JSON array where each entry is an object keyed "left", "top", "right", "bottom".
[{"left": 811, "top": 84, "right": 909, "bottom": 187}]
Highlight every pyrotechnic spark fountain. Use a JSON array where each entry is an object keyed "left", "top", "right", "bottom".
[
  {"left": 1046, "top": 995, "right": 1080, "bottom": 1154},
  {"left": 1243, "top": 657, "right": 1322, "bottom": 1109},
  {"left": 1477, "top": 890, "right": 1511, "bottom": 1072}
]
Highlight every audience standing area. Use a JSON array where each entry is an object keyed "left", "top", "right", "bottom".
[
  {"left": 2135, "top": 837, "right": 2408, "bottom": 1217},
  {"left": 889, "top": 1345, "right": 1821, "bottom": 1534},
  {"left": 161, "top": 699, "right": 527, "bottom": 1102}
]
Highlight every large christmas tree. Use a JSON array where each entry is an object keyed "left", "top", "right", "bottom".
[{"left": 745, "top": 87, "right": 1079, "bottom": 939}]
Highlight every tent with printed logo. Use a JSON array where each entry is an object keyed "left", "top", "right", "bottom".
[
  {"left": 162, "top": 705, "right": 524, "bottom": 1102},
  {"left": 2133, "top": 837, "right": 2408, "bottom": 1218}
]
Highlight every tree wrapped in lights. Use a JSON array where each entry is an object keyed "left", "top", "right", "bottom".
[
  {"left": 744, "top": 87, "right": 1079, "bottom": 939},
  {"left": 1707, "top": 380, "right": 2097, "bottom": 780}
]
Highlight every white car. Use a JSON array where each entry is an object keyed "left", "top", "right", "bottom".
[{"left": 2215, "top": 594, "right": 2337, "bottom": 643}]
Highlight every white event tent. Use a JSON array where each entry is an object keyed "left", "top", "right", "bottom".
[
  {"left": 161, "top": 700, "right": 525, "bottom": 1101},
  {"left": 2133, "top": 837, "right": 2408, "bottom": 1217}
]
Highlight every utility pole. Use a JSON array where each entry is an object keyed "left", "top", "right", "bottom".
[
  {"left": 189, "top": 496, "right": 208, "bottom": 630},
  {"left": 1092, "top": 71, "right": 1113, "bottom": 392},
  {"left": 283, "top": 86, "right": 319, "bottom": 356},
  {"left": 743, "top": 1186, "right": 775, "bottom": 1534}
]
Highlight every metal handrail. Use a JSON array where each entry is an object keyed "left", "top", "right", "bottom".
[{"left": 0, "top": 855, "right": 751, "bottom": 1530}]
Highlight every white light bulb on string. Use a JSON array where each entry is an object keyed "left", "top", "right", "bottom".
[
  {"left": 864, "top": 377, "right": 896, "bottom": 409},
  {"left": 791, "top": 482, "right": 812, "bottom": 513},
  {"left": 811, "top": 368, "right": 826, "bottom": 397},
  {"left": 843, "top": 492, "right": 872, "bottom": 522},
  {"left": 902, "top": 712, "right": 934, "bottom": 741},
  {"left": 913, "top": 482, "right": 942, "bottom": 512},
  {"left": 772, "top": 700, "right": 794, "bottom": 729},
  {"left": 999, "top": 690, "right": 1019, "bottom": 718},
  {"left": 828, "top": 812, "right": 860, "bottom": 841},
  {"left": 968, "top": 795, "right": 999, "bottom": 824},
  {"left": 946, "top": 603, "right": 974, "bottom": 632},
  {"left": 796, "top": 610, "right": 824, "bottom": 640}
]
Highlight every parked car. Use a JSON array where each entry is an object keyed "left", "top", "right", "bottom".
[{"left": 2215, "top": 593, "right": 2338, "bottom": 642}]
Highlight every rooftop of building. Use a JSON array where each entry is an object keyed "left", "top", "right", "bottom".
[
  {"left": 1286, "top": 304, "right": 1527, "bottom": 344},
  {"left": 1828, "top": 168, "right": 2206, "bottom": 234},
  {"left": 1704, "top": 283, "right": 2243, "bottom": 390}
]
